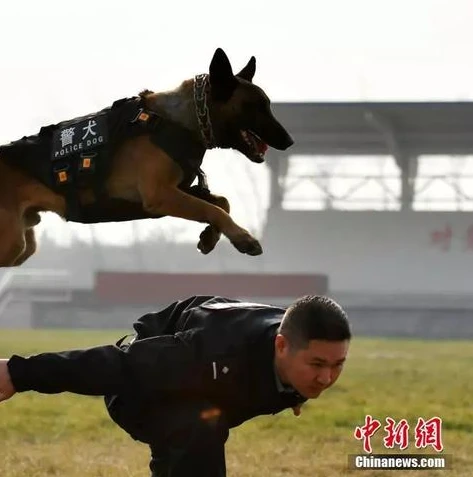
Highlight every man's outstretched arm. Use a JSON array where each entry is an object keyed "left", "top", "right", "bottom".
[
  {"left": 0, "top": 331, "right": 206, "bottom": 403},
  {"left": 0, "top": 359, "right": 16, "bottom": 402},
  {"left": 2, "top": 344, "right": 127, "bottom": 399}
]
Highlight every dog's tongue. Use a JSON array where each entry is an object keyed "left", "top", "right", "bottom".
[{"left": 258, "top": 142, "right": 268, "bottom": 154}]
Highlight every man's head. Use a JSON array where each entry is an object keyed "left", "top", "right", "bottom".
[{"left": 274, "top": 295, "right": 351, "bottom": 400}]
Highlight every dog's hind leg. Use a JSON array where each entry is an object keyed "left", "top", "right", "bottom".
[
  {"left": 12, "top": 228, "right": 37, "bottom": 266},
  {"left": 0, "top": 209, "right": 27, "bottom": 268},
  {"left": 13, "top": 210, "right": 41, "bottom": 266}
]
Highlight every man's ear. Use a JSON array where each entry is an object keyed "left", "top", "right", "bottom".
[{"left": 275, "top": 333, "right": 289, "bottom": 354}]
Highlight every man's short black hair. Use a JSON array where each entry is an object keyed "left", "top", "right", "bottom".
[{"left": 278, "top": 295, "right": 351, "bottom": 350}]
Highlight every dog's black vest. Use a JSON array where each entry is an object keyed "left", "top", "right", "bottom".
[{"left": 0, "top": 98, "right": 207, "bottom": 222}]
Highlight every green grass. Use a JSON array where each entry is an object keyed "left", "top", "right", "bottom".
[{"left": 0, "top": 330, "right": 472, "bottom": 476}]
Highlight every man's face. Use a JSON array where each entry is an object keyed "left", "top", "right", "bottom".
[{"left": 275, "top": 335, "right": 349, "bottom": 399}]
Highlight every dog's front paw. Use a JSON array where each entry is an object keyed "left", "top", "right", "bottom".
[
  {"left": 231, "top": 232, "right": 263, "bottom": 256},
  {"left": 197, "top": 225, "right": 221, "bottom": 254}
]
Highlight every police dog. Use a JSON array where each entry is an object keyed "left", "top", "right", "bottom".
[{"left": 0, "top": 48, "right": 294, "bottom": 267}]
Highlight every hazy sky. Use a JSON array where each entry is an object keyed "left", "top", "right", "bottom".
[{"left": 1, "top": 0, "right": 472, "bottom": 245}]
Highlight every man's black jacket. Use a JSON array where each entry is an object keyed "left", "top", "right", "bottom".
[{"left": 8, "top": 296, "right": 306, "bottom": 432}]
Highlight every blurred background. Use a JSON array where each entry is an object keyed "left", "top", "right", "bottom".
[{"left": 1, "top": 0, "right": 473, "bottom": 339}]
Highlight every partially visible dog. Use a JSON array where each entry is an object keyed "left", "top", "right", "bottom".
[{"left": 0, "top": 48, "right": 294, "bottom": 267}]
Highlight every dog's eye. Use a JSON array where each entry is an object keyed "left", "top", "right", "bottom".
[
  {"left": 258, "top": 95, "right": 271, "bottom": 110},
  {"left": 244, "top": 97, "right": 269, "bottom": 113},
  {"left": 241, "top": 101, "right": 255, "bottom": 114}
]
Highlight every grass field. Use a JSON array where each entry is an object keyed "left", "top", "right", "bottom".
[{"left": 0, "top": 329, "right": 472, "bottom": 476}]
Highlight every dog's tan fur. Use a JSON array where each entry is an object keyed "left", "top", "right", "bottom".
[
  {"left": 0, "top": 133, "right": 250, "bottom": 267},
  {"left": 0, "top": 48, "right": 293, "bottom": 267}
]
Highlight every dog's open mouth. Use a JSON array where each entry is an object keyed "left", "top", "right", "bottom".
[{"left": 241, "top": 130, "right": 268, "bottom": 163}]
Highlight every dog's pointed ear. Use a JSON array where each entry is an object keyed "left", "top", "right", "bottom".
[
  {"left": 236, "top": 56, "right": 256, "bottom": 82},
  {"left": 209, "top": 48, "right": 237, "bottom": 102}
]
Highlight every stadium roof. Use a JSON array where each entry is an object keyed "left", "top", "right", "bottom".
[{"left": 271, "top": 102, "right": 473, "bottom": 156}]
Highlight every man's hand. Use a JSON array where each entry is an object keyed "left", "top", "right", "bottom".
[
  {"left": 0, "top": 359, "right": 16, "bottom": 402},
  {"left": 292, "top": 404, "right": 303, "bottom": 417}
]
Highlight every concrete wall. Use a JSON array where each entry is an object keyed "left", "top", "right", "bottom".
[
  {"left": 261, "top": 209, "right": 473, "bottom": 295},
  {"left": 0, "top": 300, "right": 33, "bottom": 329}
]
